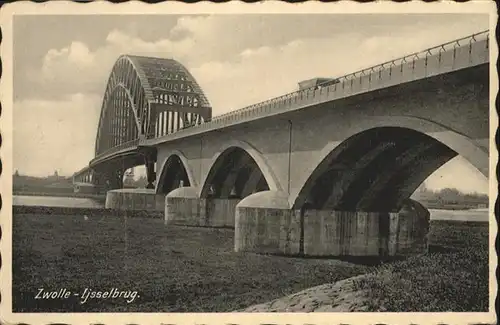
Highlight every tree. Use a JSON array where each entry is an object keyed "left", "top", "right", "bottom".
[{"left": 438, "top": 188, "right": 461, "bottom": 202}]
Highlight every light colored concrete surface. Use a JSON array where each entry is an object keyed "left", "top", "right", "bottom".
[
  {"left": 105, "top": 189, "right": 165, "bottom": 211},
  {"left": 206, "top": 198, "right": 240, "bottom": 227},
  {"left": 235, "top": 191, "right": 300, "bottom": 254},
  {"left": 234, "top": 198, "right": 429, "bottom": 257},
  {"left": 165, "top": 197, "right": 204, "bottom": 226},
  {"left": 155, "top": 64, "right": 489, "bottom": 210},
  {"left": 165, "top": 189, "right": 239, "bottom": 228}
]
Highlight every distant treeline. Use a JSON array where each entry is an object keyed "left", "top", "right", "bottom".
[
  {"left": 13, "top": 172, "right": 74, "bottom": 194},
  {"left": 411, "top": 187, "right": 488, "bottom": 210},
  {"left": 13, "top": 171, "right": 151, "bottom": 195}
]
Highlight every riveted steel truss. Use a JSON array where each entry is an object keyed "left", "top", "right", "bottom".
[{"left": 94, "top": 55, "right": 212, "bottom": 157}]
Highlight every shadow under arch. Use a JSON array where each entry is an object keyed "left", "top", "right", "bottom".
[
  {"left": 292, "top": 116, "right": 488, "bottom": 213},
  {"left": 155, "top": 150, "right": 196, "bottom": 195},
  {"left": 199, "top": 140, "right": 282, "bottom": 198}
]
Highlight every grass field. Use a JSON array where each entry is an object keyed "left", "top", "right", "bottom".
[
  {"left": 12, "top": 214, "right": 489, "bottom": 312},
  {"left": 354, "top": 220, "right": 490, "bottom": 312},
  {"left": 12, "top": 214, "right": 370, "bottom": 312}
]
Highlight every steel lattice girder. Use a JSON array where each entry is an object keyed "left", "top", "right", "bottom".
[{"left": 94, "top": 55, "right": 212, "bottom": 157}]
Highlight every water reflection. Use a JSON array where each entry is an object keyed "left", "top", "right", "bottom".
[
  {"left": 429, "top": 208, "right": 488, "bottom": 222},
  {"left": 13, "top": 195, "right": 104, "bottom": 209},
  {"left": 13, "top": 195, "right": 489, "bottom": 222}
]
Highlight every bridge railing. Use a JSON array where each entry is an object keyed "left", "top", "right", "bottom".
[
  {"left": 98, "top": 30, "right": 489, "bottom": 154},
  {"left": 135, "top": 29, "right": 476, "bottom": 136},
  {"left": 204, "top": 30, "right": 489, "bottom": 125},
  {"left": 72, "top": 165, "right": 93, "bottom": 184},
  {"left": 73, "top": 166, "right": 91, "bottom": 178}
]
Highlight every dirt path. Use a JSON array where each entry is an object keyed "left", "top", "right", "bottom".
[{"left": 238, "top": 274, "right": 373, "bottom": 312}]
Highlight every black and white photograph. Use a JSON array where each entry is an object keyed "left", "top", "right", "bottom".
[{"left": 0, "top": 2, "right": 496, "bottom": 324}]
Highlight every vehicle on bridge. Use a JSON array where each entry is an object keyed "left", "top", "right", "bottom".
[{"left": 298, "top": 77, "right": 340, "bottom": 90}]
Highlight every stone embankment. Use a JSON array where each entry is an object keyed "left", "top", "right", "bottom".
[{"left": 239, "top": 274, "right": 373, "bottom": 312}]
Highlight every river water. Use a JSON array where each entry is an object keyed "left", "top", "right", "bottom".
[
  {"left": 13, "top": 195, "right": 105, "bottom": 208},
  {"left": 12, "top": 195, "right": 489, "bottom": 222}
]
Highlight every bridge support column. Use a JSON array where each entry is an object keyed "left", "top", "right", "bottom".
[
  {"left": 165, "top": 187, "right": 205, "bottom": 226},
  {"left": 105, "top": 188, "right": 165, "bottom": 213},
  {"left": 235, "top": 193, "right": 429, "bottom": 257},
  {"left": 145, "top": 159, "right": 156, "bottom": 189},
  {"left": 204, "top": 197, "right": 240, "bottom": 227},
  {"left": 235, "top": 191, "right": 301, "bottom": 255},
  {"left": 108, "top": 170, "right": 123, "bottom": 190},
  {"left": 301, "top": 203, "right": 429, "bottom": 256},
  {"left": 139, "top": 146, "right": 157, "bottom": 190},
  {"left": 165, "top": 188, "right": 240, "bottom": 228}
]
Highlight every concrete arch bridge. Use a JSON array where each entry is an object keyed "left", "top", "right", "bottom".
[{"left": 73, "top": 31, "right": 490, "bottom": 257}]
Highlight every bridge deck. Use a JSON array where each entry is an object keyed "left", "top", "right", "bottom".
[
  {"left": 143, "top": 33, "right": 488, "bottom": 147},
  {"left": 79, "top": 31, "right": 489, "bottom": 178}
]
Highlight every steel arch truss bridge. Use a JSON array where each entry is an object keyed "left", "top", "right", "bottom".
[
  {"left": 96, "top": 55, "right": 212, "bottom": 156},
  {"left": 74, "top": 55, "right": 212, "bottom": 191}
]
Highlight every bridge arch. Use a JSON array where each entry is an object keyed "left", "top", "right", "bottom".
[
  {"left": 111, "top": 83, "right": 143, "bottom": 130},
  {"left": 156, "top": 150, "right": 197, "bottom": 195},
  {"left": 94, "top": 55, "right": 212, "bottom": 158},
  {"left": 292, "top": 116, "right": 488, "bottom": 212},
  {"left": 199, "top": 140, "right": 282, "bottom": 199},
  {"left": 95, "top": 56, "right": 153, "bottom": 156}
]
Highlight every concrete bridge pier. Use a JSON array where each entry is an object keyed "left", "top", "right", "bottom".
[
  {"left": 105, "top": 188, "right": 165, "bottom": 212},
  {"left": 235, "top": 193, "right": 430, "bottom": 257},
  {"left": 204, "top": 196, "right": 240, "bottom": 227},
  {"left": 141, "top": 148, "right": 157, "bottom": 190},
  {"left": 108, "top": 170, "right": 124, "bottom": 190},
  {"left": 165, "top": 187, "right": 240, "bottom": 228},
  {"left": 235, "top": 191, "right": 301, "bottom": 255},
  {"left": 165, "top": 187, "right": 205, "bottom": 226},
  {"left": 145, "top": 161, "right": 156, "bottom": 189}
]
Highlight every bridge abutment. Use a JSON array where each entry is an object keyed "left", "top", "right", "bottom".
[{"left": 235, "top": 194, "right": 429, "bottom": 257}]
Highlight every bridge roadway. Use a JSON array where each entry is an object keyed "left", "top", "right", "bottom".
[{"left": 76, "top": 31, "right": 490, "bottom": 257}]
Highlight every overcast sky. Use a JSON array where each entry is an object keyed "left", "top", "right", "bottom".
[{"left": 13, "top": 14, "right": 489, "bottom": 193}]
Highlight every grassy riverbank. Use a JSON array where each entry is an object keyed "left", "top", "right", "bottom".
[
  {"left": 353, "top": 220, "right": 489, "bottom": 312},
  {"left": 12, "top": 214, "right": 488, "bottom": 312},
  {"left": 12, "top": 214, "right": 369, "bottom": 312}
]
